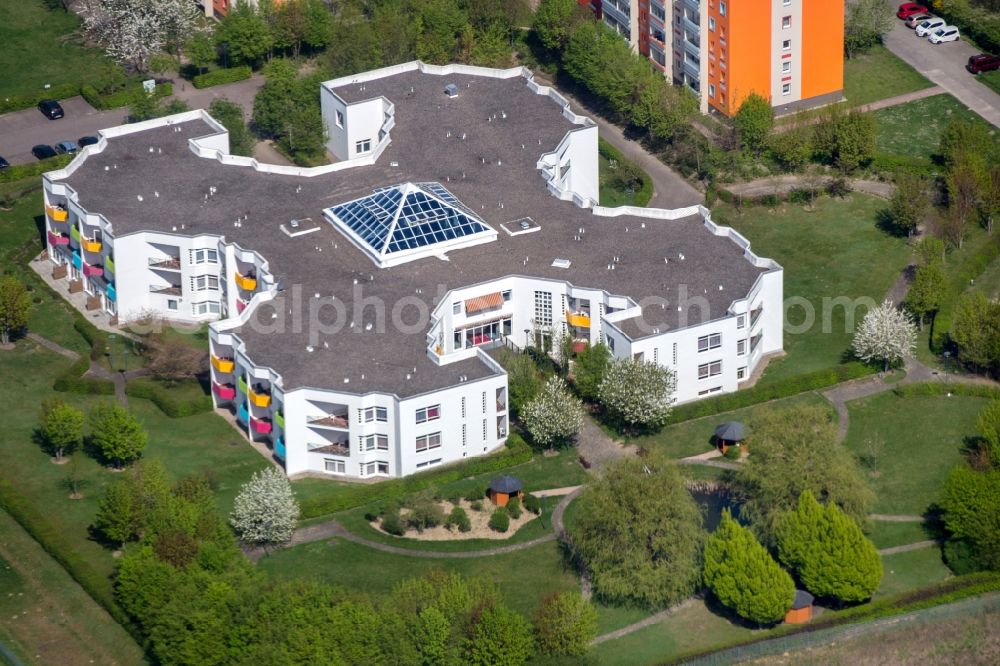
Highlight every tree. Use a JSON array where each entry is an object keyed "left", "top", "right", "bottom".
[
  {"left": 40, "top": 401, "right": 85, "bottom": 461},
  {"left": 80, "top": 0, "right": 200, "bottom": 72},
  {"left": 703, "top": 510, "right": 795, "bottom": 625},
  {"left": 939, "top": 119, "right": 997, "bottom": 169},
  {"left": 769, "top": 124, "right": 814, "bottom": 172},
  {"left": 495, "top": 349, "right": 543, "bottom": 414},
  {"left": 521, "top": 377, "right": 583, "bottom": 450},
  {"left": 89, "top": 402, "right": 148, "bottom": 468},
  {"left": 127, "top": 87, "right": 160, "bottom": 122},
  {"left": 301, "top": 0, "right": 333, "bottom": 52},
  {"left": 916, "top": 235, "right": 946, "bottom": 267},
  {"left": 906, "top": 260, "right": 945, "bottom": 329},
  {"left": 230, "top": 467, "right": 300, "bottom": 549},
  {"left": 208, "top": 99, "right": 255, "bottom": 157},
  {"left": 951, "top": 292, "right": 1000, "bottom": 374},
  {"left": 776, "top": 491, "right": 883, "bottom": 603},
  {"left": 981, "top": 165, "right": 1000, "bottom": 234},
  {"left": 887, "top": 171, "right": 929, "bottom": 236},
  {"left": 844, "top": 0, "right": 894, "bottom": 56},
  {"left": 216, "top": 3, "right": 273, "bottom": 67},
  {"left": 185, "top": 32, "right": 217, "bottom": 74},
  {"left": 733, "top": 403, "right": 875, "bottom": 544},
  {"left": 570, "top": 456, "right": 703, "bottom": 608},
  {"left": 532, "top": 592, "right": 598, "bottom": 657},
  {"left": 92, "top": 459, "right": 170, "bottom": 546},
  {"left": 573, "top": 343, "right": 611, "bottom": 402},
  {"left": 833, "top": 110, "right": 876, "bottom": 172},
  {"left": 734, "top": 93, "right": 774, "bottom": 157},
  {"left": 0, "top": 276, "right": 30, "bottom": 345},
  {"left": 597, "top": 358, "right": 676, "bottom": 433},
  {"left": 466, "top": 604, "right": 534, "bottom": 666},
  {"left": 977, "top": 400, "right": 1000, "bottom": 466},
  {"left": 939, "top": 465, "right": 1000, "bottom": 572},
  {"left": 146, "top": 337, "right": 207, "bottom": 384},
  {"left": 852, "top": 299, "right": 917, "bottom": 371},
  {"left": 533, "top": 0, "right": 587, "bottom": 52},
  {"left": 947, "top": 155, "right": 985, "bottom": 232},
  {"left": 324, "top": 5, "right": 382, "bottom": 77}
]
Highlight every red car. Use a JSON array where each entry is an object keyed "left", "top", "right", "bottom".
[
  {"left": 897, "top": 3, "right": 929, "bottom": 19},
  {"left": 967, "top": 54, "right": 1000, "bottom": 74}
]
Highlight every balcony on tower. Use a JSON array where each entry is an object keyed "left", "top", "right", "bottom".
[
  {"left": 250, "top": 415, "right": 273, "bottom": 435},
  {"left": 47, "top": 230, "right": 70, "bottom": 246},
  {"left": 46, "top": 204, "right": 69, "bottom": 222},
  {"left": 82, "top": 235, "right": 102, "bottom": 253},
  {"left": 234, "top": 270, "right": 257, "bottom": 291},
  {"left": 212, "top": 382, "right": 236, "bottom": 400},
  {"left": 82, "top": 262, "right": 103, "bottom": 278},
  {"left": 249, "top": 383, "right": 271, "bottom": 408},
  {"left": 211, "top": 354, "right": 235, "bottom": 373}
]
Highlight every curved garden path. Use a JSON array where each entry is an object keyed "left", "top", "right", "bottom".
[{"left": 26, "top": 332, "right": 148, "bottom": 406}]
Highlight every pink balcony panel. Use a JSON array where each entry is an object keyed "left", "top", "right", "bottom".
[
  {"left": 47, "top": 231, "right": 70, "bottom": 246},
  {"left": 212, "top": 382, "right": 236, "bottom": 400},
  {"left": 236, "top": 300, "right": 247, "bottom": 314},
  {"left": 251, "top": 417, "right": 273, "bottom": 435},
  {"left": 82, "top": 263, "right": 103, "bottom": 278}
]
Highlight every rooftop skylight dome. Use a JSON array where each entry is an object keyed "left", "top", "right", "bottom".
[{"left": 323, "top": 182, "right": 497, "bottom": 268}]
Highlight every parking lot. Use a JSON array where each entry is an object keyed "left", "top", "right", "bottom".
[{"left": 0, "top": 97, "right": 127, "bottom": 166}]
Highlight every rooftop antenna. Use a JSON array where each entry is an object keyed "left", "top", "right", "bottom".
[{"left": 137, "top": 195, "right": 143, "bottom": 202}]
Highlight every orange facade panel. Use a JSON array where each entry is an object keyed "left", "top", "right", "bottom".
[
  {"left": 801, "top": 0, "right": 844, "bottom": 101},
  {"left": 713, "top": 0, "right": 772, "bottom": 116}
]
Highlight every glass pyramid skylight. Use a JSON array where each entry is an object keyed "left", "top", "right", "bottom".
[{"left": 324, "top": 182, "right": 496, "bottom": 267}]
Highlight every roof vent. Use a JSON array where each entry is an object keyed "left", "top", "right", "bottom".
[
  {"left": 552, "top": 258, "right": 571, "bottom": 269},
  {"left": 445, "top": 83, "right": 458, "bottom": 98}
]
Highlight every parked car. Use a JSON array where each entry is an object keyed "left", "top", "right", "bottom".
[
  {"left": 37, "top": 99, "right": 64, "bottom": 120},
  {"left": 897, "top": 3, "right": 928, "bottom": 19},
  {"left": 905, "top": 13, "right": 933, "bottom": 28},
  {"left": 0, "top": 156, "right": 9, "bottom": 170},
  {"left": 78, "top": 136, "right": 99, "bottom": 147},
  {"left": 929, "top": 25, "right": 961, "bottom": 44},
  {"left": 915, "top": 17, "right": 946, "bottom": 37},
  {"left": 32, "top": 145, "right": 57, "bottom": 160},
  {"left": 967, "top": 54, "right": 1000, "bottom": 74},
  {"left": 54, "top": 140, "right": 78, "bottom": 155}
]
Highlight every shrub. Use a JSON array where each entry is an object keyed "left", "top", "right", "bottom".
[
  {"left": 470, "top": 500, "right": 484, "bottom": 512},
  {"left": 192, "top": 66, "right": 252, "bottom": 89},
  {"left": 524, "top": 494, "right": 542, "bottom": 515},
  {"left": 723, "top": 444, "right": 742, "bottom": 460},
  {"left": 489, "top": 506, "right": 510, "bottom": 532},
  {"left": 406, "top": 499, "right": 445, "bottom": 532},
  {"left": 81, "top": 82, "right": 172, "bottom": 111},
  {"left": 533, "top": 592, "right": 598, "bottom": 657},
  {"left": 381, "top": 510, "right": 405, "bottom": 536},
  {"left": 507, "top": 496, "right": 522, "bottom": 519},
  {"left": 0, "top": 154, "right": 73, "bottom": 183},
  {"left": 0, "top": 83, "right": 82, "bottom": 114},
  {"left": 446, "top": 491, "right": 463, "bottom": 505},
  {"left": 52, "top": 355, "right": 114, "bottom": 395},
  {"left": 124, "top": 380, "right": 212, "bottom": 418},
  {"left": 448, "top": 506, "right": 472, "bottom": 533},
  {"left": 826, "top": 177, "right": 852, "bottom": 198},
  {"left": 465, "top": 487, "right": 486, "bottom": 502}
]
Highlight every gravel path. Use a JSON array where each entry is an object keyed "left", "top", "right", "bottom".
[
  {"left": 870, "top": 514, "right": 925, "bottom": 523},
  {"left": 878, "top": 540, "right": 937, "bottom": 556},
  {"left": 26, "top": 332, "right": 150, "bottom": 406}
]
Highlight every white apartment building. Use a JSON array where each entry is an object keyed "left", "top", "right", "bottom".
[{"left": 41, "top": 62, "right": 782, "bottom": 481}]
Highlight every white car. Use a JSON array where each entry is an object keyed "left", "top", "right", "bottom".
[
  {"left": 905, "top": 13, "right": 933, "bottom": 28},
  {"left": 928, "top": 25, "right": 960, "bottom": 44},
  {"left": 915, "top": 17, "right": 945, "bottom": 36}
]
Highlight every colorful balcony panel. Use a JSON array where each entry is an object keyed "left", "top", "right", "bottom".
[
  {"left": 566, "top": 311, "right": 591, "bottom": 328},
  {"left": 237, "top": 376, "right": 248, "bottom": 394},
  {"left": 275, "top": 437, "right": 286, "bottom": 460},
  {"left": 234, "top": 271, "right": 257, "bottom": 291},
  {"left": 70, "top": 226, "right": 81, "bottom": 242},
  {"left": 82, "top": 263, "right": 103, "bottom": 278},
  {"left": 82, "top": 238, "right": 102, "bottom": 253},
  {"left": 106, "top": 284, "right": 117, "bottom": 302},
  {"left": 71, "top": 252, "right": 82, "bottom": 270},
  {"left": 249, "top": 387, "right": 271, "bottom": 408},
  {"left": 105, "top": 257, "right": 115, "bottom": 274},
  {"left": 237, "top": 404, "right": 250, "bottom": 424},
  {"left": 211, "top": 355, "right": 235, "bottom": 373},
  {"left": 47, "top": 230, "right": 70, "bottom": 246},
  {"left": 212, "top": 382, "right": 236, "bottom": 400},
  {"left": 251, "top": 417, "right": 273, "bottom": 435},
  {"left": 46, "top": 205, "right": 69, "bottom": 222},
  {"left": 275, "top": 411, "right": 285, "bottom": 429}
]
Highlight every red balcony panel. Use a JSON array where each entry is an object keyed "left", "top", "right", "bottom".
[
  {"left": 251, "top": 417, "right": 273, "bottom": 435},
  {"left": 47, "top": 231, "right": 70, "bottom": 246},
  {"left": 212, "top": 382, "right": 236, "bottom": 400}
]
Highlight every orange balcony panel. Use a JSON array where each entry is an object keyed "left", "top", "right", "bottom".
[
  {"left": 249, "top": 388, "right": 271, "bottom": 408},
  {"left": 46, "top": 205, "right": 69, "bottom": 222},
  {"left": 566, "top": 311, "right": 591, "bottom": 328},
  {"left": 211, "top": 355, "right": 235, "bottom": 373},
  {"left": 82, "top": 238, "right": 102, "bottom": 253},
  {"left": 234, "top": 272, "right": 257, "bottom": 291}
]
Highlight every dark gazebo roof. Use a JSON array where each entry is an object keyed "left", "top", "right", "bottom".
[
  {"left": 791, "top": 590, "right": 814, "bottom": 610},
  {"left": 714, "top": 421, "right": 746, "bottom": 442},
  {"left": 488, "top": 475, "right": 523, "bottom": 494}
]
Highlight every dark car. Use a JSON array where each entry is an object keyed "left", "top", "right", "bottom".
[
  {"left": 32, "top": 144, "right": 57, "bottom": 160},
  {"left": 54, "top": 140, "right": 78, "bottom": 155},
  {"left": 0, "top": 156, "right": 9, "bottom": 170},
  {"left": 967, "top": 54, "right": 1000, "bottom": 74},
  {"left": 78, "top": 136, "right": 99, "bottom": 147},
  {"left": 37, "top": 99, "right": 64, "bottom": 120}
]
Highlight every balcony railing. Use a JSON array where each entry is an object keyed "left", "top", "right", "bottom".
[
  {"left": 211, "top": 355, "right": 234, "bottom": 373},
  {"left": 106, "top": 284, "right": 117, "bottom": 302},
  {"left": 148, "top": 257, "right": 181, "bottom": 270},
  {"left": 149, "top": 285, "right": 181, "bottom": 295},
  {"left": 70, "top": 226, "right": 81, "bottom": 242},
  {"left": 46, "top": 205, "right": 69, "bottom": 222},
  {"left": 236, "top": 299, "right": 247, "bottom": 314},
  {"left": 47, "top": 230, "right": 70, "bottom": 246},
  {"left": 249, "top": 386, "right": 271, "bottom": 408},
  {"left": 237, "top": 403, "right": 250, "bottom": 423},
  {"left": 275, "top": 412, "right": 285, "bottom": 429},
  {"left": 308, "top": 442, "right": 349, "bottom": 456},
  {"left": 308, "top": 414, "right": 349, "bottom": 429},
  {"left": 106, "top": 257, "right": 115, "bottom": 274},
  {"left": 212, "top": 382, "right": 236, "bottom": 400},
  {"left": 237, "top": 376, "right": 248, "bottom": 394},
  {"left": 750, "top": 306, "right": 764, "bottom": 329},
  {"left": 250, "top": 416, "right": 273, "bottom": 435},
  {"left": 275, "top": 437, "right": 286, "bottom": 460},
  {"left": 82, "top": 238, "right": 102, "bottom": 253},
  {"left": 566, "top": 311, "right": 591, "bottom": 328},
  {"left": 234, "top": 271, "right": 257, "bottom": 291},
  {"left": 82, "top": 263, "right": 103, "bottom": 278}
]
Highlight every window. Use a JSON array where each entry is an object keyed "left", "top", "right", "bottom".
[
  {"left": 482, "top": 391, "right": 487, "bottom": 413},
  {"left": 462, "top": 423, "right": 467, "bottom": 446},
  {"left": 708, "top": 17, "right": 715, "bottom": 31},
  {"left": 453, "top": 302, "right": 462, "bottom": 315},
  {"left": 708, "top": 83, "right": 716, "bottom": 98},
  {"left": 335, "top": 110, "right": 344, "bottom": 127},
  {"left": 355, "top": 139, "right": 371, "bottom": 154},
  {"left": 167, "top": 299, "right": 178, "bottom": 311},
  {"left": 377, "top": 461, "right": 389, "bottom": 475},
  {"left": 698, "top": 386, "right": 723, "bottom": 396},
  {"left": 192, "top": 275, "right": 220, "bottom": 292},
  {"left": 698, "top": 333, "right": 722, "bottom": 352},
  {"left": 324, "top": 459, "right": 345, "bottom": 474},
  {"left": 534, "top": 291, "right": 553, "bottom": 326},
  {"left": 737, "top": 314, "right": 746, "bottom": 329},
  {"left": 363, "top": 434, "right": 389, "bottom": 451},
  {"left": 672, "top": 343, "right": 678, "bottom": 365},
  {"left": 461, "top": 396, "right": 466, "bottom": 419},
  {"left": 782, "top": 39, "right": 791, "bottom": 51},
  {"left": 737, "top": 339, "right": 747, "bottom": 356},
  {"left": 501, "top": 289, "right": 512, "bottom": 302},
  {"left": 416, "top": 432, "right": 441, "bottom": 453},
  {"left": 737, "top": 367, "right": 747, "bottom": 380},
  {"left": 607, "top": 336, "right": 615, "bottom": 353},
  {"left": 192, "top": 249, "right": 218, "bottom": 264},
  {"left": 782, "top": 83, "right": 791, "bottom": 96},
  {"left": 719, "top": 2, "right": 726, "bottom": 16},
  {"left": 416, "top": 405, "right": 440, "bottom": 424},
  {"left": 416, "top": 458, "right": 442, "bottom": 469},
  {"left": 782, "top": 61, "right": 791, "bottom": 73},
  {"left": 192, "top": 301, "right": 221, "bottom": 315},
  {"left": 698, "top": 361, "right": 723, "bottom": 380},
  {"left": 364, "top": 406, "right": 387, "bottom": 423},
  {"left": 783, "top": 0, "right": 791, "bottom": 5},
  {"left": 782, "top": 16, "right": 791, "bottom": 29}
]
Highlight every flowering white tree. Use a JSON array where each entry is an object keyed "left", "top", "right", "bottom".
[
  {"left": 598, "top": 358, "right": 676, "bottom": 432},
  {"left": 230, "top": 467, "right": 300, "bottom": 549},
  {"left": 853, "top": 299, "right": 917, "bottom": 371},
  {"left": 522, "top": 376, "right": 584, "bottom": 450},
  {"left": 80, "top": 0, "right": 200, "bottom": 72}
]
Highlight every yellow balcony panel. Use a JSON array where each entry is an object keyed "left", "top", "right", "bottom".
[
  {"left": 234, "top": 272, "right": 257, "bottom": 291},
  {"left": 46, "top": 205, "right": 69, "bottom": 222},
  {"left": 249, "top": 388, "right": 271, "bottom": 408},
  {"left": 211, "top": 355, "right": 235, "bottom": 373},
  {"left": 82, "top": 238, "right": 102, "bottom": 253},
  {"left": 566, "top": 311, "right": 591, "bottom": 328}
]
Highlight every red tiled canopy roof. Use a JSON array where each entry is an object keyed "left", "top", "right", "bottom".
[{"left": 465, "top": 292, "right": 503, "bottom": 314}]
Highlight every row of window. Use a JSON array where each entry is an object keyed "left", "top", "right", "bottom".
[
  {"left": 416, "top": 432, "right": 442, "bottom": 453},
  {"left": 190, "top": 274, "right": 220, "bottom": 292},
  {"left": 190, "top": 248, "right": 219, "bottom": 265}
]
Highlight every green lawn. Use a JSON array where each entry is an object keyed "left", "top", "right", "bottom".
[
  {"left": 978, "top": 70, "right": 1000, "bottom": 97},
  {"left": 0, "top": 0, "right": 111, "bottom": 98},
  {"left": 877, "top": 547, "right": 952, "bottom": 598},
  {"left": 874, "top": 93, "right": 998, "bottom": 161},
  {"left": 844, "top": 45, "right": 934, "bottom": 107},
  {"left": 0, "top": 510, "right": 146, "bottom": 665},
  {"left": 599, "top": 138, "right": 653, "bottom": 207},
  {"left": 714, "top": 193, "right": 911, "bottom": 384},
  {"left": 868, "top": 520, "right": 936, "bottom": 550},
  {"left": 627, "top": 392, "right": 835, "bottom": 458},
  {"left": 970, "top": 252, "right": 1000, "bottom": 301},
  {"left": 843, "top": 392, "right": 986, "bottom": 515}
]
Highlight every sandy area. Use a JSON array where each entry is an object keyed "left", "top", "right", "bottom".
[{"left": 371, "top": 499, "right": 539, "bottom": 541}]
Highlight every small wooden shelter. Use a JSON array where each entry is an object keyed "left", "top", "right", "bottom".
[
  {"left": 714, "top": 421, "right": 747, "bottom": 455},
  {"left": 784, "top": 590, "right": 814, "bottom": 624},
  {"left": 487, "top": 475, "right": 524, "bottom": 507}
]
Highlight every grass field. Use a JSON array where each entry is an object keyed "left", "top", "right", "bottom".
[
  {"left": 599, "top": 138, "right": 653, "bottom": 207},
  {"left": 843, "top": 392, "right": 986, "bottom": 515},
  {"left": 868, "top": 519, "right": 936, "bottom": 550},
  {"left": 714, "top": 193, "right": 911, "bottom": 384},
  {"left": 0, "top": 1, "right": 111, "bottom": 98},
  {"left": 0, "top": 510, "right": 146, "bottom": 666},
  {"left": 978, "top": 70, "right": 1000, "bottom": 97},
  {"left": 873, "top": 93, "right": 998, "bottom": 161},
  {"left": 843, "top": 45, "right": 934, "bottom": 107},
  {"left": 878, "top": 547, "right": 953, "bottom": 598}
]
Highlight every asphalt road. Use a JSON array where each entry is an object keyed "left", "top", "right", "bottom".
[{"left": 882, "top": 14, "right": 1000, "bottom": 128}]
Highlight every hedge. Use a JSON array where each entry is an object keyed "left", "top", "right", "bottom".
[
  {"left": 932, "top": 233, "right": 1000, "bottom": 352},
  {"left": 931, "top": 1, "right": 1000, "bottom": 55},
  {"left": 0, "top": 82, "right": 82, "bottom": 115},
  {"left": 0, "top": 154, "right": 73, "bottom": 184},
  {"left": 663, "top": 362, "right": 874, "bottom": 425},
  {"left": 125, "top": 379, "right": 213, "bottom": 417},
  {"left": 80, "top": 82, "right": 172, "bottom": 111},
  {"left": 299, "top": 434, "right": 534, "bottom": 519},
  {"left": 192, "top": 66, "right": 252, "bottom": 89},
  {"left": 893, "top": 382, "right": 1000, "bottom": 400},
  {"left": 73, "top": 317, "right": 107, "bottom": 361},
  {"left": 52, "top": 354, "right": 114, "bottom": 395}
]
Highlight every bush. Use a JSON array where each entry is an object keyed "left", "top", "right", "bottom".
[
  {"left": 470, "top": 500, "right": 484, "bottom": 512},
  {"left": 446, "top": 491, "right": 463, "bottom": 505},
  {"left": 489, "top": 506, "right": 510, "bottom": 533},
  {"left": 507, "top": 496, "right": 522, "bottom": 519},
  {"left": 0, "top": 154, "right": 73, "bottom": 183},
  {"left": 192, "top": 66, "right": 252, "bottom": 89},
  {"left": 406, "top": 499, "right": 445, "bottom": 532},
  {"left": 0, "top": 83, "right": 82, "bottom": 114},
  {"left": 524, "top": 494, "right": 542, "bottom": 515},
  {"left": 465, "top": 487, "right": 486, "bottom": 502},
  {"left": 448, "top": 506, "right": 472, "bottom": 533},
  {"left": 380, "top": 510, "right": 405, "bottom": 536},
  {"left": 73, "top": 317, "right": 107, "bottom": 361},
  {"left": 124, "top": 380, "right": 212, "bottom": 417},
  {"left": 81, "top": 82, "right": 172, "bottom": 111},
  {"left": 893, "top": 382, "right": 1000, "bottom": 401},
  {"left": 52, "top": 355, "right": 114, "bottom": 395},
  {"left": 723, "top": 444, "right": 742, "bottom": 460},
  {"left": 826, "top": 177, "right": 852, "bottom": 198}
]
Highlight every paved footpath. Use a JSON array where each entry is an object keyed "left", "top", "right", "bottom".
[{"left": 26, "top": 332, "right": 148, "bottom": 407}]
